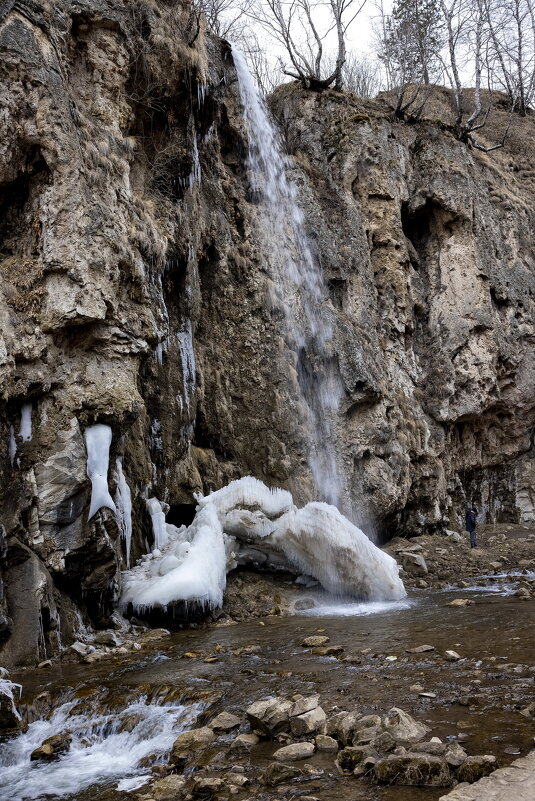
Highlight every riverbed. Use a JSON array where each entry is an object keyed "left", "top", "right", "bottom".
[{"left": 2, "top": 576, "right": 535, "bottom": 801}]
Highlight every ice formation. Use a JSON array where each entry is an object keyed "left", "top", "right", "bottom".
[
  {"left": 0, "top": 675, "right": 22, "bottom": 722},
  {"left": 19, "top": 402, "right": 32, "bottom": 442},
  {"left": 120, "top": 477, "right": 405, "bottom": 613},
  {"left": 115, "top": 458, "right": 133, "bottom": 567},
  {"left": 8, "top": 425, "right": 16, "bottom": 466},
  {"left": 121, "top": 504, "right": 232, "bottom": 610},
  {"left": 84, "top": 424, "right": 116, "bottom": 520}
]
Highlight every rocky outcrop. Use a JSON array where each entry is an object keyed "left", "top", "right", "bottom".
[{"left": 0, "top": 0, "right": 534, "bottom": 664}]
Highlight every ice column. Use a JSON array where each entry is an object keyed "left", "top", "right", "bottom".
[
  {"left": 19, "top": 403, "right": 32, "bottom": 442},
  {"left": 84, "top": 424, "right": 116, "bottom": 519},
  {"left": 115, "top": 458, "right": 133, "bottom": 567}
]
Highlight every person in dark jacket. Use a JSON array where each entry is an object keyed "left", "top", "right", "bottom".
[{"left": 465, "top": 506, "right": 478, "bottom": 548}]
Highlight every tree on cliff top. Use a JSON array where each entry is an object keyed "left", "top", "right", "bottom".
[{"left": 250, "top": 0, "right": 368, "bottom": 91}]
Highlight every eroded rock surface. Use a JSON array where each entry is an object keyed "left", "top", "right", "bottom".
[{"left": 1, "top": 0, "right": 535, "bottom": 664}]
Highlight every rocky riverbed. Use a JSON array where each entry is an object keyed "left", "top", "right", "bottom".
[{"left": 1, "top": 526, "right": 535, "bottom": 801}]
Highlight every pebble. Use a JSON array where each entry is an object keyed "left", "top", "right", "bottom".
[{"left": 406, "top": 645, "right": 435, "bottom": 654}]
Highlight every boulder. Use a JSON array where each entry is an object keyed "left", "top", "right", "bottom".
[
  {"left": 290, "top": 706, "right": 326, "bottom": 736},
  {"left": 315, "top": 734, "right": 338, "bottom": 752},
  {"left": 302, "top": 636, "right": 329, "bottom": 647},
  {"left": 246, "top": 697, "right": 292, "bottom": 735},
  {"left": 192, "top": 777, "right": 225, "bottom": 797},
  {"left": 337, "top": 711, "right": 363, "bottom": 745},
  {"left": 229, "top": 732, "right": 259, "bottom": 753},
  {"left": 336, "top": 745, "right": 379, "bottom": 774},
  {"left": 446, "top": 599, "right": 475, "bottom": 607},
  {"left": 399, "top": 552, "right": 428, "bottom": 576},
  {"left": 374, "top": 753, "right": 451, "bottom": 786},
  {"left": 353, "top": 727, "right": 381, "bottom": 746},
  {"left": 311, "top": 645, "right": 344, "bottom": 656},
  {"left": 170, "top": 726, "right": 215, "bottom": 766},
  {"left": 445, "top": 743, "right": 468, "bottom": 767},
  {"left": 289, "top": 694, "right": 319, "bottom": 717},
  {"left": 209, "top": 711, "right": 241, "bottom": 732},
  {"left": 151, "top": 775, "right": 187, "bottom": 800},
  {"left": 261, "top": 762, "right": 304, "bottom": 785},
  {"left": 383, "top": 708, "right": 430, "bottom": 743},
  {"left": 409, "top": 741, "right": 447, "bottom": 756},
  {"left": 94, "top": 630, "right": 121, "bottom": 647},
  {"left": 455, "top": 755, "right": 497, "bottom": 782},
  {"left": 372, "top": 731, "right": 397, "bottom": 752},
  {"left": 273, "top": 742, "right": 315, "bottom": 761},
  {"left": 31, "top": 733, "right": 72, "bottom": 762}
]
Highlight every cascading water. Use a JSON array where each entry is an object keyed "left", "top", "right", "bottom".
[
  {"left": 232, "top": 48, "right": 345, "bottom": 509},
  {"left": 0, "top": 693, "right": 202, "bottom": 801}
]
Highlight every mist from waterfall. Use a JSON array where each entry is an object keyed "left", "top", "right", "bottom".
[{"left": 232, "top": 48, "right": 345, "bottom": 509}]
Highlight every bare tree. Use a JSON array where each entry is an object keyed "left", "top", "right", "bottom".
[
  {"left": 242, "top": 30, "right": 283, "bottom": 93},
  {"left": 324, "top": 50, "right": 382, "bottom": 96},
  {"left": 251, "top": 0, "right": 368, "bottom": 90},
  {"left": 485, "top": 0, "right": 535, "bottom": 114}
]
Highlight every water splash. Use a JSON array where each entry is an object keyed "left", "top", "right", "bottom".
[
  {"left": 0, "top": 694, "right": 202, "bottom": 801},
  {"left": 232, "top": 48, "right": 344, "bottom": 508}
]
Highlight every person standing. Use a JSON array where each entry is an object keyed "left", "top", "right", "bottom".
[{"left": 465, "top": 506, "right": 478, "bottom": 548}]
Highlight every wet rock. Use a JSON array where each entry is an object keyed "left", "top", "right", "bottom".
[
  {"left": 446, "top": 599, "right": 475, "bottom": 607},
  {"left": 336, "top": 745, "right": 379, "bottom": 774},
  {"left": 337, "top": 711, "right": 363, "bottom": 745},
  {"left": 37, "top": 660, "right": 52, "bottom": 669},
  {"left": 302, "top": 636, "right": 329, "bottom": 647},
  {"left": 289, "top": 694, "right": 319, "bottom": 717},
  {"left": 94, "top": 630, "right": 121, "bottom": 646},
  {"left": 229, "top": 732, "right": 259, "bottom": 753},
  {"left": 261, "top": 762, "right": 304, "bottom": 785},
  {"left": 382, "top": 708, "right": 430, "bottom": 743},
  {"left": 311, "top": 645, "right": 345, "bottom": 656},
  {"left": 407, "top": 644, "right": 435, "bottom": 654},
  {"left": 170, "top": 727, "right": 216, "bottom": 766},
  {"left": 315, "top": 734, "right": 338, "bottom": 752},
  {"left": 83, "top": 651, "right": 105, "bottom": 664},
  {"left": 444, "top": 650, "right": 462, "bottom": 661},
  {"left": 372, "top": 731, "right": 397, "bottom": 752},
  {"left": 519, "top": 702, "right": 535, "bottom": 718},
  {"left": 209, "top": 711, "right": 241, "bottom": 732},
  {"left": 246, "top": 697, "right": 292, "bottom": 735},
  {"left": 399, "top": 552, "right": 428, "bottom": 576},
  {"left": 409, "top": 741, "right": 447, "bottom": 756},
  {"left": 445, "top": 743, "right": 468, "bottom": 767},
  {"left": 374, "top": 753, "right": 451, "bottom": 786},
  {"left": 151, "top": 775, "right": 186, "bottom": 800},
  {"left": 290, "top": 706, "right": 326, "bottom": 736},
  {"left": 325, "top": 710, "right": 348, "bottom": 737},
  {"left": 455, "top": 755, "right": 497, "bottom": 782},
  {"left": 294, "top": 599, "right": 316, "bottom": 610},
  {"left": 192, "top": 777, "right": 225, "bottom": 796},
  {"left": 31, "top": 732, "right": 72, "bottom": 761},
  {"left": 353, "top": 726, "right": 381, "bottom": 745},
  {"left": 273, "top": 742, "right": 315, "bottom": 761},
  {"left": 70, "top": 641, "right": 91, "bottom": 657}
]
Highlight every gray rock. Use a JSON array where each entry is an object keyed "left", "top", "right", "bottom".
[
  {"left": 209, "top": 711, "right": 241, "bottom": 731},
  {"left": 399, "top": 552, "right": 429, "bottom": 576},
  {"left": 261, "top": 762, "right": 304, "bottom": 785},
  {"left": 375, "top": 753, "right": 452, "bottom": 786},
  {"left": 336, "top": 745, "right": 380, "bottom": 774},
  {"left": 337, "top": 711, "right": 363, "bottom": 745},
  {"left": 273, "top": 742, "right": 315, "bottom": 761},
  {"left": 229, "top": 732, "right": 259, "bottom": 753},
  {"left": 289, "top": 694, "right": 319, "bottom": 717},
  {"left": 301, "top": 636, "right": 329, "bottom": 647},
  {"left": 315, "top": 734, "right": 338, "bottom": 752},
  {"left": 382, "top": 707, "right": 430, "bottom": 743},
  {"left": 246, "top": 697, "right": 292, "bottom": 735},
  {"left": 445, "top": 743, "right": 468, "bottom": 767},
  {"left": 455, "top": 755, "right": 497, "bottom": 783},
  {"left": 290, "top": 706, "right": 326, "bottom": 736},
  {"left": 170, "top": 727, "right": 215, "bottom": 766}
]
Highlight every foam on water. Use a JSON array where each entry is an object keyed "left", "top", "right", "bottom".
[
  {"left": 298, "top": 596, "right": 415, "bottom": 617},
  {"left": 0, "top": 695, "right": 202, "bottom": 801}
]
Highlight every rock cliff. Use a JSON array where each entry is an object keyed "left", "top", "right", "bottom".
[{"left": 0, "top": 0, "right": 534, "bottom": 665}]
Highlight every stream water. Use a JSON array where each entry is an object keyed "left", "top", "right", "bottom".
[{"left": 3, "top": 575, "right": 535, "bottom": 801}]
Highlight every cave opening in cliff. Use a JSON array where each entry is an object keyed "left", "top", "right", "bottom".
[
  {"left": 166, "top": 503, "right": 197, "bottom": 528},
  {"left": 0, "top": 148, "right": 49, "bottom": 257},
  {"left": 400, "top": 200, "right": 433, "bottom": 258}
]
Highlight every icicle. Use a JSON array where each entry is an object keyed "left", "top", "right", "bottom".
[
  {"left": 8, "top": 425, "right": 16, "bottom": 467},
  {"left": 145, "top": 497, "right": 169, "bottom": 551},
  {"left": 115, "top": 458, "right": 133, "bottom": 567},
  {"left": 19, "top": 403, "right": 32, "bottom": 442},
  {"left": 84, "top": 424, "right": 116, "bottom": 520}
]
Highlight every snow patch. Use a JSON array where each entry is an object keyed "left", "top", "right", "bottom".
[{"left": 84, "top": 424, "right": 116, "bottom": 520}]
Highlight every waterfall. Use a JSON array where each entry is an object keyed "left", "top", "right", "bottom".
[{"left": 232, "top": 48, "right": 344, "bottom": 508}]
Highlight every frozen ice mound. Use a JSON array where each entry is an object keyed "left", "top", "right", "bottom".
[{"left": 120, "top": 477, "right": 405, "bottom": 612}]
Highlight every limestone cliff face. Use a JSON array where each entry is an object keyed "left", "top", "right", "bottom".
[{"left": 0, "top": 0, "right": 534, "bottom": 665}]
